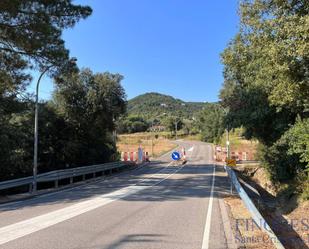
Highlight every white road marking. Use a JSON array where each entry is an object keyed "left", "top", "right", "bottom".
[
  {"left": 188, "top": 146, "right": 194, "bottom": 152},
  {"left": 0, "top": 161, "right": 167, "bottom": 209},
  {"left": 201, "top": 165, "right": 216, "bottom": 249},
  {"left": 0, "top": 164, "right": 185, "bottom": 246}
]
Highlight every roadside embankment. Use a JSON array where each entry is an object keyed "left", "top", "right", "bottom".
[{"left": 235, "top": 165, "right": 309, "bottom": 249}]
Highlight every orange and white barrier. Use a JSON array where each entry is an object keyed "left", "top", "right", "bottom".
[
  {"left": 214, "top": 145, "right": 253, "bottom": 162},
  {"left": 181, "top": 147, "right": 186, "bottom": 161},
  {"left": 122, "top": 152, "right": 128, "bottom": 161},
  {"left": 143, "top": 152, "right": 149, "bottom": 162},
  {"left": 121, "top": 150, "right": 150, "bottom": 163}
]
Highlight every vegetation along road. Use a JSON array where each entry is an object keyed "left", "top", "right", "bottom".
[{"left": 0, "top": 0, "right": 308, "bottom": 248}]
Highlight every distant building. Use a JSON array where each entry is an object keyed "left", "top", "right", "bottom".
[{"left": 149, "top": 125, "right": 166, "bottom": 132}]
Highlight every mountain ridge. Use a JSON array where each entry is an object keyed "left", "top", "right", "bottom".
[{"left": 127, "top": 92, "right": 206, "bottom": 120}]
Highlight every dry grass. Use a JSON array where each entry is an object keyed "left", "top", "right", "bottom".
[
  {"left": 181, "top": 134, "right": 201, "bottom": 141},
  {"left": 117, "top": 133, "right": 177, "bottom": 157}
]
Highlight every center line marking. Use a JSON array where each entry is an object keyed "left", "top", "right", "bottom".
[
  {"left": 0, "top": 164, "right": 185, "bottom": 246},
  {"left": 202, "top": 165, "right": 216, "bottom": 249}
]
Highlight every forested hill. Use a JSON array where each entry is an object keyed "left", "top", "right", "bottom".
[{"left": 127, "top": 92, "right": 205, "bottom": 119}]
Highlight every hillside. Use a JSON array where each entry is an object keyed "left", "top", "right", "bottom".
[{"left": 127, "top": 92, "right": 205, "bottom": 120}]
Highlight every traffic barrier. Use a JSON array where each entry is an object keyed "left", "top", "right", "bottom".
[
  {"left": 121, "top": 150, "right": 150, "bottom": 163},
  {"left": 123, "top": 152, "right": 128, "bottom": 162},
  {"left": 214, "top": 145, "right": 254, "bottom": 162},
  {"left": 182, "top": 147, "right": 186, "bottom": 161},
  {"left": 244, "top": 152, "right": 248, "bottom": 161},
  {"left": 137, "top": 146, "right": 143, "bottom": 163},
  {"left": 0, "top": 162, "right": 127, "bottom": 193},
  {"left": 145, "top": 152, "right": 150, "bottom": 162},
  {"left": 238, "top": 151, "right": 243, "bottom": 160},
  {"left": 225, "top": 165, "right": 285, "bottom": 249}
]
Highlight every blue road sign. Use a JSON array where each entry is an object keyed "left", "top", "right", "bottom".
[{"left": 172, "top": 151, "right": 180, "bottom": 161}]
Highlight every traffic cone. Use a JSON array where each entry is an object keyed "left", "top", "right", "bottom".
[
  {"left": 124, "top": 152, "right": 128, "bottom": 162},
  {"left": 145, "top": 152, "right": 150, "bottom": 162}
]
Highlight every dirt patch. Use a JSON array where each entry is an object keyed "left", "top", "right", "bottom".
[
  {"left": 224, "top": 196, "right": 277, "bottom": 249},
  {"left": 281, "top": 201, "right": 309, "bottom": 248},
  {"left": 250, "top": 167, "right": 278, "bottom": 196}
]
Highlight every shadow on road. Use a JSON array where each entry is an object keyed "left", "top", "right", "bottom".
[{"left": 0, "top": 162, "right": 230, "bottom": 212}]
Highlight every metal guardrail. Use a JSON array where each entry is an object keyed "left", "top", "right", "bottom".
[
  {"left": 0, "top": 162, "right": 128, "bottom": 192},
  {"left": 225, "top": 165, "right": 285, "bottom": 249}
]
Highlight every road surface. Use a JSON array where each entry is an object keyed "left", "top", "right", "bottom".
[{"left": 0, "top": 141, "right": 236, "bottom": 249}]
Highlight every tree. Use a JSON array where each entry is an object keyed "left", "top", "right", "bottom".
[
  {"left": 52, "top": 69, "right": 127, "bottom": 166},
  {"left": 0, "top": 0, "right": 91, "bottom": 110},
  {"left": 0, "top": 0, "right": 91, "bottom": 77},
  {"left": 0, "top": 0, "right": 92, "bottom": 179},
  {"left": 220, "top": 0, "right": 309, "bottom": 184},
  {"left": 116, "top": 116, "right": 149, "bottom": 134},
  {"left": 164, "top": 117, "right": 183, "bottom": 134},
  {"left": 196, "top": 103, "right": 225, "bottom": 143}
]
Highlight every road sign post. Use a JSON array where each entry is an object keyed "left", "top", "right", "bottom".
[
  {"left": 226, "top": 158, "right": 236, "bottom": 167},
  {"left": 171, "top": 151, "right": 181, "bottom": 161}
]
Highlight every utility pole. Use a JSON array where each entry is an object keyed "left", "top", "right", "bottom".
[
  {"left": 175, "top": 119, "right": 181, "bottom": 140},
  {"left": 175, "top": 121, "right": 178, "bottom": 140},
  {"left": 112, "top": 114, "right": 117, "bottom": 145},
  {"left": 218, "top": 105, "right": 230, "bottom": 160},
  {"left": 151, "top": 120, "right": 154, "bottom": 157},
  {"left": 226, "top": 124, "right": 230, "bottom": 160}
]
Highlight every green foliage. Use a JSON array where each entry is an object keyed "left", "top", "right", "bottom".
[
  {"left": 163, "top": 117, "right": 183, "bottom": 133},
  {"left": 52, "top": 69, "right": 127, "bottom": 166},
  {"left": 196, "top": 103, "right": 225, "bottom": 143},
  {"left": 0, "top": 0, "right": 91, "bottom": 78},
  {"left": 0, "top": 69, "right": 127, "bottom": 181},
  {"left": 301, "top": 182, "right": 309, "bottom": 200},
  {"left": 220, "top": 0, "right": 309, "bottom": 199},
  {"left": 285, "top": 118, "right": 309, "bottom": 168},
  {"left": 117, "top": 115, "right": 149, "bottom": 134},
  {"left": 182, "top": 119, "right": 195, "bottom": 135},
  {"left": 259, "top": 137, "right": 301, "bottom": 182},
  {"left": 0, "top": 0, "right": 92, "bottom": 180},
  {"left": 127, "top": 92, "right": 205, "bottom": 120}
]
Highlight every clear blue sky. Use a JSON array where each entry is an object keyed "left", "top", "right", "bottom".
[{"left": 29, "top": 0, "right": 239, "bottom": 102}]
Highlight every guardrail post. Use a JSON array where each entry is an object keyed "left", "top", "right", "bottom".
[
  {"left": 0, "top": 162, "right": 126, "bottom": 193},
  {"left": 29, "top": 183, "right": 33, "bottom": 193},
  {"left": 225, "top": 166, "right": 233, "bottom": 194}
]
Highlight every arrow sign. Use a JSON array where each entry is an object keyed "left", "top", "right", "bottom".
[{"left": 171, "top": 151, "right": 180, "bottom": 161}]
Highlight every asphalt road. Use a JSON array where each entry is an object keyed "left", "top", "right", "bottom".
[{"left": 0, "top": 141, "right": 236, "bottom": 249}]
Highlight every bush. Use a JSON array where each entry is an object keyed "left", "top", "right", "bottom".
[
  {"left": 260, "top": 118, "right": 308, "bottom": 191},
  {"left": 260, "top": 139, "right": 301, "bottom": 182}
]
